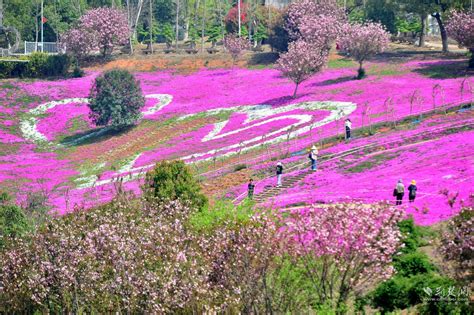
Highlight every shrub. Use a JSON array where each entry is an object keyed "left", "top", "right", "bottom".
[
  {"left": 189, "top": 199, "right": 253, "bottom": 232},
  {"left": 393, "top": 251, "right": 435, "bottom": 277},
  {"left": 44, "top": 54, "right": 71, "bottom": 77},
  {"left": 0, "top": 193, "right": 31, "bottom": 249},
  {"left": 439, "top": 206, "right": 473, "bottom": 284},
  {"left": 88, "top": 69, "right": 145, "bottom": 129},
  {"left": 0, "top": 54, "right": 69, "bottom": 78},
  {"left": 397, "top": 217, "right": 422, "bottom": 254},
  {"left": 233, "top": 163, "right": 247, "bottom": 172},
  {"left": 25, "top": 52, "right": 49, "bottom": 77},
  {"left": 370, "top": 276, "right": 413, "bottom": 313},
  {"left": 143, "top": 160, "right": 208, "bottom": 210}
]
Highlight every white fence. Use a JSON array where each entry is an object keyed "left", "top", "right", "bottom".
[{"left": 24, "top": 41, "right": 59, "bottom": 54}]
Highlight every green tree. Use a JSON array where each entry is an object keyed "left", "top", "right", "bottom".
[
  {"left": 143, "top": 160, "right": 208, "bottom": 210},
  {"left": 89, "top": 69, "right": 145, "bottom": 129},
  {"left": 0, "top": 192, "right": 31, "bottom": 249}
]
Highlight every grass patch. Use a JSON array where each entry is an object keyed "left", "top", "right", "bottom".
[
  {"left": 345, "top": 151, "right": 400, "bottom": 173},
  {"left": 1, "top": 82, "right": 17, "bottom": 89},
  {"left": 328, "top": 58, "right": 356, "bottom": 69}
]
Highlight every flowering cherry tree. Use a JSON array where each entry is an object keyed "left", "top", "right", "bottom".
[
  {"left": 446, "top": 10, "right": 474, "bottom": 68},
  {"left": 338, "top": 22, "right": 390, "bottom": 79},
  {"left": 79, "top": 7, "right": 130, "bottom": 56},
  {"left": 287, "top": 0, "right": 346, "bottom": 50},
  {"left": 59, "top": 28, "right": 97, "bottom": 61},
  {"left": 439, "top": 204, "right": 473, "bottom": 283},
  {"left": 223, "top": 34, "right": 251, "bottom": 65},
  {"left": 277, "top": 40, "right": 328, "bottom": 98},
  {"left": 278, "top": 203, "right": 404, "bottom": 309}
]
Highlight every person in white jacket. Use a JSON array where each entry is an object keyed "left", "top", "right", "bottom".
[
  {"left": 345, "top": 118, "right": 352, "bottom": 140},
  {"left": 309, "top": 145, "right": 318, "bottom": 171}
]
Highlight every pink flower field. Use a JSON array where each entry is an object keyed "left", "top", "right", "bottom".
[{"left": 0, "top": 58, "right": 473, "bottom": 224}]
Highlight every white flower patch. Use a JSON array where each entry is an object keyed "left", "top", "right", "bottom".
[
  {"left": 76, "top": 100, "right": 357, "bottom": 189},
  {"left": 20, "top": 98, "right": 89, "bottom": 143},
  {"left": 20, "top": 94, "right": 173, "bottom": 145},
  {"left": 143, "top": 94, "right": 173, "bottom": 115}
]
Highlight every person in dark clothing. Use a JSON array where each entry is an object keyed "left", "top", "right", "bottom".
[
  {"left": 276, "top": 162, "right": 283, "bottom": 187},
  {"left": 408, "top": 180, "right": 417, "bottom": 203},
  {"left": 393, "top": 179, "right": 405, "bottom": 205},
  {"left": 248, "top": 179, "right": 255, "bottom": 199}
]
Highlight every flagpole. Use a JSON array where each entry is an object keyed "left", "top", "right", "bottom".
[{"left": 41, "top": 0, "right": 44, "bottom": 52}]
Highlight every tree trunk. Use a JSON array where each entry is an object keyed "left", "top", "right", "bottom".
[
  {"left": 419, "top": 13, "right": 426, "bottom": 47},
  {"left": 432, "top": 12, "right": 448, "bottom": 53},
  {"left": 469, "top": 48, "right": 474, "bottom": 69},
  {"left": 293, "top": 83, "right": 299, "bottom": 98},
  {"left": 201, "top": 0, "right": 206, "bottom": 53}
]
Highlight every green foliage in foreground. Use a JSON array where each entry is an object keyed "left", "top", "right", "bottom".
[
  {"left": 369, "top": 217, "right": 471, "bottom": 314},
  {"left": 0, "top": 193, "right": 31, "bottom": 249},
  {"left": 144, "top": 160, "right": 208, "bottom": 210},
  {"left": 189, "top": 199, "right": 254, "bottom": 232}
]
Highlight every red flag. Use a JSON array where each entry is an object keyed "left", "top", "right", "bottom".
[{"left": 42, "top": 17, "right": 48, "bottom": 24}]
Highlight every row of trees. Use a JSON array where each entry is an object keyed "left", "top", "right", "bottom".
[{"left": 1, "top": 0, "right": 473, "bottom": 55}]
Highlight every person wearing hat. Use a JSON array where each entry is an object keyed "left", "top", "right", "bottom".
[
  {"left": 308, "top": 145, "right": 319, "bottom": 171},
  {"left": 408, "top": 180, "right": 417, "bottom": 203},
  {"left": 276, "top": 162, "right": 283, "bottom": 187},
  {"left": 393, "top": 179, "right": 405, "bottom": 205}
]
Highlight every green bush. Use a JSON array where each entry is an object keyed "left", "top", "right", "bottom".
[
  {"left": 0, "top": 53, "right": 70, "bottom": 78},
  {"left": 397, "top": 217, "right": 422, "bottom": 254},
  {"left": 0, "top": 193, "right": 31, "bottom": 249},
  {"left": 0, "top": 60, "right": 27, "bottom": 78},
  {"left": 189, "top": 199, "right": 253, "bottom": 232},
  {"left": 143, "top": 160, "right": 208, "bottom": 210},
  {"left": 233, "top": 163, "right": 247, "bottom": 172},
  {"left": 45, "top": 54, "right": 71, "bottom": 76},
  {"left": 88, "top": 69, "right": 145, "bottom": 129},
  {"left": 393, "top": 251, "right": 435, "bottom": 277},
  {"left": 26, "top": 52, "right": 49, "bottom": 77}
]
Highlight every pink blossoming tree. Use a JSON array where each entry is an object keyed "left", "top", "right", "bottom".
[
  {"left": 338, "top": 22, "right": 390, "bottom": 79},
  {"left": 278, "top": 0, "right": 346, "bottom": 97},
  {"left": 278, "top": 202, "right": 404, "bottom": 309},
  {"left": 439, "top": 203, "right": 473, "bottom": 284},
  {"left": 59, "top": 28, "right": 97, "bottom": 62},
  {"left": 79, "top": 7, "right": 129, "bottom": 57},
  {"left": 446, "top": 10, "right": 474, "bottom": 68},
  {"left": 223, "top": 34, "right": 251, "bottom": 65},
  {"left": 277, "top": 40, "right": 328, "bottom": 98},
  {"left": 287, "top": 0, "right": 346, "bottom": 51}
]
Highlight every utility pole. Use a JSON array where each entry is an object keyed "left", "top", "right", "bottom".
[
  {"left": 237, "top": 0, "right": 241, "bottom": 37},
  {"left": 0, "top": 0, "right": 3, "bottom": 27},
  {"left": 41, "top": 0, "right": 44, "bottom": 52},
  {"left": 149, "top": 0, "right": 153, "bottom": 53}
]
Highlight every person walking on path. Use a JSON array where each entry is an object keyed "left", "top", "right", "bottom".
[
  {"left": 393, "top": 179, "right": 405, "bottom": 205},
  {"left": 345, "top": 118, "right": 352, "bottom": 140},
  {"left": 276, "top": 162, "right": 283, "bottom": 187},
  {"left": 247, "top": 178, "right": 255, "bottom": 199},
  {"left": 408, "top": 180, "right": 417, "bottom": 203},
  {"left": 309, "top": 145, "right": 318, "bottom": 171}
]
